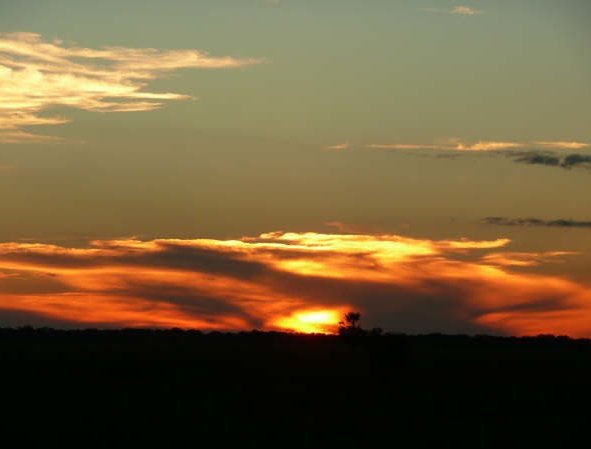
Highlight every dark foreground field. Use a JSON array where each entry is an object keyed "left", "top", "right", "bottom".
[{"left": 2, "top": 328, "right": 590, "bottom": 444}]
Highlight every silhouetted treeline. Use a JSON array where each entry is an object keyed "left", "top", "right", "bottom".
[
  {"left": 0, "top": 326, "right": 589, "bottom": 362},
  {"left": 2, "top": 327, "right": 590, "bottom": 445}
]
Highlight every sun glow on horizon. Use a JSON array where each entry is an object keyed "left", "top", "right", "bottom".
[
  {"left": 0, "top": 230, "right": 587, "bottom": 336},
  {"left": 273, "top": 309, "right": 344, "bottom": 334}
]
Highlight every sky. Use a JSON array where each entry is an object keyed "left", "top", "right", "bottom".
[{"left": 0, "top": 0, "right": 590, "bottom": 335}]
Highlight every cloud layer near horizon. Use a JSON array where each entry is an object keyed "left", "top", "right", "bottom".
[
  {"left": 486, "top": 217, "right": 591, "bottom": 229},
  {"left": 0, "top": 32, "right": 260, "bottom": 143},
  {"left": 0, "top": 231, "right": 589, "bottom": 336}
]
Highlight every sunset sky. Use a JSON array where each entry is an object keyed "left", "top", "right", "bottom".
[{"left": 1, "top": 1, "right": 590, "bottom": 335}]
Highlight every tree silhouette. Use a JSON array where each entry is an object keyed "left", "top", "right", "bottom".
[
  {"left": 344, "top": 312, "right": 361, "bottom": 329},
  {"left": 339, "top": 311, "right": 364, "bottom": 336}
]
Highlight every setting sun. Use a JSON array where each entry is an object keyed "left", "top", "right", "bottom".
[{"left": 273, "top": 309, "right": 343, "bottom": 334}]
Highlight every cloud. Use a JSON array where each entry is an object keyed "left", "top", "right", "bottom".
[
  {"left": 364, "top": 139, "right": 591, "bottom": 171},
  {"left": 485, "top": 217, "right": 591, "bottom": 229},
  {"left": 0, "top": 32, "right": 261, "bottom": 143},
  {"left": 561, "top": 154, "right": 591, "bottom": 169},
  {"left": 366, "top": 139, "right": 591, "bottom": 153},
  {"left": 481, "top": 251, "right": 578, "bottom": 267},
  {"left": 457, "top": 141, "right": 524, "bottom": 151},
  {"left": 450, "top": 6, "right": 482, "bottom": 15},
  {"left": 513, "top": 152, "right": 561, "bottom": 167},
  {"left": 0, "top": 130, "right": 67, "bottom": 144},
  {"left": 422, "top": 6, "right": 483, "bottom": 16},
  {"left": 512, "top": 152, "right": 591, "bottom": 170},
  {"left": 534, "top": 141, "right": 591, "bottom": 150},
  {"left": 0, "top": 230, "right": 589, "bottom": 337},
  {"left": 0, "top": 164, "right": 14, "bottom": 173},
  {"left": 325, "top": 143, "right": 351, "bottom": 151},
  {"left": 367, "top": 139, "right": 525, "bottom": 152}
]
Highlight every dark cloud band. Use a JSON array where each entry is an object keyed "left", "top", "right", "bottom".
[
  {"left": 512, "top": 152, "right": 591, "bottom": 170},
  {"left": 485, "top": 217, "right": 591, "bottom": 229}
]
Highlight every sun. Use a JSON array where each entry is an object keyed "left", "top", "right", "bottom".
[{"left": 273, "top": 309, "right": 343, "bottom": 334}]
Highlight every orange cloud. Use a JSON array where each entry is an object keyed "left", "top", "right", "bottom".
[
  {"left": 455, "top": 141, "right": 524, "bottom": 151},
  {"left": 481, "top": 251, "right": 578, "bottom": 267},
  {"left": 0, "top": 231, "right": 589, "bottom": 336},
  {"left": 325, "top": 143, "right": 351, "bottom": 151},
  {"left": 0, "top": 32, "right": 262, "bottom": 143},
  {"left": 533, "top": 141, "right": 591, "bottom": 150}
]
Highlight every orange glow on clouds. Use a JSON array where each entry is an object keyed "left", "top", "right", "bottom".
[
  {"left": 367, "top": 140, "right": 525, "bottom": 152},
  {"left": 0, "top": 231, "right": 589, "bottom": 336}
]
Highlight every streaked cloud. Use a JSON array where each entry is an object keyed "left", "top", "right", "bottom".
[
  {"left": 485, "top": 217, "right": 591, "bottom": 229},
  {"left": 534, "top": 141, "right": 591, "bottom": 150},
  {"left": 422, "top": 6, "right": 483, "bottom": 16},
  {"left": 0, "top": 32, "right": 262, "bottom": 143},
  {"left": 325, "top": 142, "right": 351, "bottom": 151},
  {"left": 368, "top": 139, "right": 524, "bottom": 152},
  {"left": 450, "top": 6, "right": 482, "bottom": 15},
  {"left": 365, "top": 139, "right": 591, "bottom": 171},
  {"left": 367, "top": 139, "right": 591, "bottom": 153},
  {"left": 0, "top": 230, "right": 589, "bottom": 336},
  {"left": 0, "top": 164, "right": 14, "bottom": 173},
  {"left": 458, "top": 141, "right": 524, "bottom": 151},
  {"left": 481, "top": 251, "right": 578, "bottom": 267},
  {"left": 0, "top": 130, "right": 66, "bottom": 144}
]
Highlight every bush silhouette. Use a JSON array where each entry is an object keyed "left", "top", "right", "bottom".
[{"left": 338, "top": 311, "right": 366, "bottom": 336}]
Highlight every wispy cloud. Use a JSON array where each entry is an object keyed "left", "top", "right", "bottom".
[
  {"left": 0, "top": 164, "right": 15, "bottom": 173},
  {"left": 481, "top": 251, "right": 578, "bottom": 267},
  {"left": 0, "top": 230, "right": 589, "bottom": 336},
  {"left": 459, "top": 141, "right": 524, "bottom": 151},
  {"left": 534, "top": 141, "right": 591, "bottom": 150},
  {"left": 368, "top": 139, "right": 525, "bottom": 152},
  {"left": 367, "top": 139, "right": 591, "bottom": 153},
  {"left": 365, "top": 139, "right": 591, "bottom": 170},
  {"left": 325, "top": 142, "right": 351, "bottom": 151},
  {"left": 485, "top": 217, "right": 591, "bottom": 229},
  {"left": 422, "top": 5, "right": 483, "bottom": 16},
  {"left": 450, "top": 6, "right": 482, "bottom": 15},
  {"left": 0, "top": 32, "right": 262, "bottom": 143}
]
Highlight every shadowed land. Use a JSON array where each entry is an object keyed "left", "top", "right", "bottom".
[
  {"left": 3, "top": 326, "right": 591, "bottom": 363},
  {"left": 2, "top": 328, "right": 589, "bottom": 444}
]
